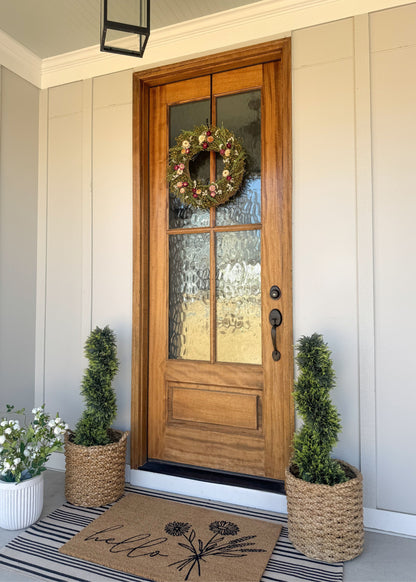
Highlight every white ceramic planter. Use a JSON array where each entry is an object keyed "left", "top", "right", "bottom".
[{"left": 0, "top": 473, "right": 44, "bottom": 530}]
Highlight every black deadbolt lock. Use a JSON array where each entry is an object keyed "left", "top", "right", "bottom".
[{"left": 270, "top": 285, "right": 281, "bottom": 300}]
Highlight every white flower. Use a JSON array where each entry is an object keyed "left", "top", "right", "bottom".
[
  {"left": 198, "top": 134, "right": 206, "bottom": 144},
  {"left": 0, "top": 404, "right": 66, "bottom": 483},
  {"left": 222, "top": 169, "right": 230, "bottom": 177}
]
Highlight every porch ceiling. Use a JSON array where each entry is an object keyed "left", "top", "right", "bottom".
[{"left": 0, "top": 0, "right": 264, "bottom": 59}]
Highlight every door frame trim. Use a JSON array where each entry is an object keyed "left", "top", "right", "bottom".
[{"left": 131, "top": 38, "right": 292, "bottom": 470}]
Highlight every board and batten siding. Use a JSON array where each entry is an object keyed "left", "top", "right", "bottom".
[
  {"left": 0, "top": 67, "right": 39, "bottom": 410},
  {"left": 292, "top": 17, "right": 360, "bottom": 471},
  {"left": 370, "top": 4, "right": 416, "bottom": 515},
  {"left": 32, "top": 3, "right": 416, "bottom": 521},
  {"left": 36, "top": 71, "right": 133, "bottom": 442}
]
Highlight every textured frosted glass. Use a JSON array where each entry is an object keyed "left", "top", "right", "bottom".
[
  {"left": 216, "top": 230, "right": 261, "bottom": 364},
  {"left": 169, "top": 233, "right": 210, "bottom": 360},
  {"left": 169, "top": 101, "right": 210, "bottom": 229},
  {"left": 216, "top": 90, "right": 261, "bottom": 226}
]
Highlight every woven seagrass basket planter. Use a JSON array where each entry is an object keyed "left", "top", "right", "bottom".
[
  {"left": 64, "top": 429, "right": 128, "bottom": 507},
  {"left": 285, "top": 460, "right": 364, "bottom": 563}
]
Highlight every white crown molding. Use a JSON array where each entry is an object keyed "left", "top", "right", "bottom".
[
  {"left": 41, "top": 0, "right": 415, "bottom": 88},
  {"left": 0, "top": 0, "right": 414, "bottom": 88},
  {"left": 0, "top": 29, "right": 41, "bottom": 86}
]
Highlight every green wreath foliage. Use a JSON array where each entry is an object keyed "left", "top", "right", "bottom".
[{"left": 167, "top": 124, "right": 246, "bottom": 209}]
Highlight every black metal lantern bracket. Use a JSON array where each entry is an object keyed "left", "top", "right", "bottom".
[{"left": 101, "top": 0, "right": 150, "bottom": 58}]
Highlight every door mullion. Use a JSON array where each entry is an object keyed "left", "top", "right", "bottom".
[
  {"left": 210, "top": 152, "right": 217, "bottom": 362},
  {"left": 209, "top": 90, "right": 217, "bottom": 364},
  {"left": 210, "top": 228, "right": 216, "bottom": 364}
]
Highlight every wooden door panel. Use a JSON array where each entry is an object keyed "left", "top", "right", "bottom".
[
  {"left": 169, "top": 385, "right": 259, "bottom": 429},
  {"left": 146, "top": 56, "right": 292, "bottom": 479},
  {"left": 163, "top": 425, "right": 265, "bottom": 476},
  {"left": 165, "top": 360, "right": 264, "bottom": 389}
]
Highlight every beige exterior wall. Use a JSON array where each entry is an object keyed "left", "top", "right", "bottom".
[
  {"left": 0, "top": 67, "right": 39, "bottom": 410},
  {"left": 370, "top": 4, "right": 416, "bottom": 514},
  {"left": 1, "top": 3, "right": 415, "bottom": 522},
  {"left": 37, "top": 73, "right": 133, "bottom": 443}
]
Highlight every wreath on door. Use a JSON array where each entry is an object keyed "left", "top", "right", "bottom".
[{"left": 167, "top": 124, "right": 246, "bottom": 209}]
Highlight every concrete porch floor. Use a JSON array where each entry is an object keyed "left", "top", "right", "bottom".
[{"left": 0, "top": 470, "right": 415, "bottom": 582}]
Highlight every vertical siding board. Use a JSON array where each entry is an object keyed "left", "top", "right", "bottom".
[
  {"left": 353, "top": 14, "right": 377, "bottom": 509},
  {"left": 292, "top": 19, "right": 360, "bottom": 467},
  {"left": 44, "top": 81, "right": 84, "bottom": 426},
  {"left": 92, "top": 71, "right": 133, "bottom": 434},
  {"left": 35, "top": 88, "right": 49, "bottom": 407},
  {"left": 371, "top": 12, "right": 416, "bottom": 514},
  {"left": 0, "top": 69, "right": 39, "bottom": 410}
]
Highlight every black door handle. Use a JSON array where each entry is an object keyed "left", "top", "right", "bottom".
[{"left": 269, "top": 309, "right": 282, "bottom": 361}]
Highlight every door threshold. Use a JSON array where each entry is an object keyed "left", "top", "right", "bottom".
[
  {"left": 140, "top": 461, "right": 285, "bottom": 494},
  {"left": 130, "top": 460, "right": 287, "bottom": 514}
]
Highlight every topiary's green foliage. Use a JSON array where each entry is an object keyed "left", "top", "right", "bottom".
[
  {"left": 292, "top": 333, "right": 347, "bottom": 485},
  {"left": 74, "top": 326, "right": 119, "bottom": 447}
]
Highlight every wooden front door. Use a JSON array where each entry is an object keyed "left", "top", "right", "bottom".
[{"left": 132, "top": 40, "right": 293, "bottom": 481}]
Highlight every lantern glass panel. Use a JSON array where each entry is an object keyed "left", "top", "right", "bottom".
[
  {"left": 107, "top": 0, "right": 146, "bottom": 28},
  {"left": 101, "top": 0, "right": 150, "bottom": 57}
]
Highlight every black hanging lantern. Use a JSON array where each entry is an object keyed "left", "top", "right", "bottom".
[{"left": 101, "top": 0, "right": 150, "bottom": 58}]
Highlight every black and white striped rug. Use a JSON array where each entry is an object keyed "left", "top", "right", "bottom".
[{"left": 0, "top": 484, "right": 343, "bottom": 582}]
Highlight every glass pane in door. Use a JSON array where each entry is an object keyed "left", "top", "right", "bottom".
[
  {"left": 169, "top": 101, "right": 210, "bottom": 229},
  {"left": 169, "top": 233, "right": 210, "bottom": 360},
  {"left": 216, "top": 230, "right": 261, "bottom": 364},
  {"left": 216, "top": 90, "right": 261, "bottom": 226}
]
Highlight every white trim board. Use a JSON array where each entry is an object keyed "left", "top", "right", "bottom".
[
  {"left": 44, "top": 456, "right": 416, "bottom": 538},
  {"left": 130, "top": 468, "right": 288, "bottom": 515},
  {"left": 130, "top": 469, "right": 416, "bottom": 539},
  {"left": 364, "top": 508, "right": 416, "bottom": 539},
  {"left": 0, "top": 0, "right": 415, "bottom": 88}
]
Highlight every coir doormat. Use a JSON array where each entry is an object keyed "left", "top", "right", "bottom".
[{"left": 59, "top": 493, "right": 281, "bottom": 582}]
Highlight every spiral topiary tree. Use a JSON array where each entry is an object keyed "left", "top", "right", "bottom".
[
  {"left": 292, "top": 333, "right": 347, "bottom": 485},
  {"left": 74, "top": 325, "right": 119, "bottom": 447}
]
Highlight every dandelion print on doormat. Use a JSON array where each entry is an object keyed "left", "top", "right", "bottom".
[{"left": 59, "top": 493, "right": 281, "bottom": 582}]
